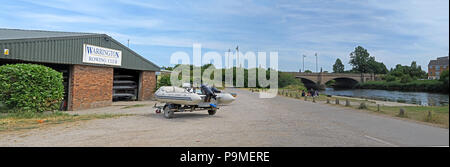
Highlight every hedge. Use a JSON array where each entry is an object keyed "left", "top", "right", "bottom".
[
  {"left": 356, "top": 80, "right": 446, "bottom": 93},
  {"left": 0, "top": 64, "right": 64, "bottom": 113}
]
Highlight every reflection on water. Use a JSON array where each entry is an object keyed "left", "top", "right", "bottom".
[{"left": 321, "top": 88, "right": 449, "bottom": 106}]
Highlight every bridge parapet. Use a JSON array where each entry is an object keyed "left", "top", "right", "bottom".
[
  {"left": 287, "top": 72, "right": 376, "bottom": 77},
  {"left": 286, "top": 72, "right": 383, "bottom": 89}
]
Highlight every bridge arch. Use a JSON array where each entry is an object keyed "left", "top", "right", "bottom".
[
  {"left": 291, "top": 72, "right": 379, "bottom": 90},
  {"left": 323, "top": 77, "right": 359, "bottom": 89},
  {"left": 297, "top": 77, "right": 319, "bottom": 89}
]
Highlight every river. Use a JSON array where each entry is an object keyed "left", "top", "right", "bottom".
[{"left": 321, "top": 88, "right": 449, "bottom": 106}]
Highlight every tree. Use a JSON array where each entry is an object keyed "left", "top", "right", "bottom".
[
  {"left": 400, "top": 75, "right": 412, "bottom": 83},
  {"left": 367, "top": 58, "right": 388, "bottom": 74},
  {"left": 304, "top": 70, "right": 312, "bottom": 73},
  {"left": 278, "top": 72, "right": 303, "bottom": 88},
  {"left": 408, "top": 61, "right": 427, "bottom": 79},
  {"left": 349, "top": 46, "right": 389, "bottom": 74},
  {"left": 440, "top": 70, "right": 449, "bottom": 93},
  {"left": 156, "top": 74, "right": 171, "bottom": 90},
  {"left": 388, "top": 61, "right": 427, "bottom": 80},
  {"left": 332, "top": 58, "right": 345, "bottom": 73},
  {"left": 349, "top": 46, "right": 371, "bottom": 73},
  {"left": 384, "top": 75, "right": 396, "bottom": 82}
]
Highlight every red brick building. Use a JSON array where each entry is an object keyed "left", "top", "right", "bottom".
[
  {"left": 0, "top": 29, "right": 159, "bottom": 111},
  {"left": 428, "top": 56, "right": 449, "bottom": 80}
]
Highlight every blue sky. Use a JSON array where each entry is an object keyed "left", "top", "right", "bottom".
[{"left": 0, "top": 0, "right": 448, "bottom": 72}]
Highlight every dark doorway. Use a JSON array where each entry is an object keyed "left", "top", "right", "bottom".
[{"left": 113, "top": 68, "right": 140, "bottom": 101}]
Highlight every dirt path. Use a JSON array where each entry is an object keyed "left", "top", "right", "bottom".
[{"left": 0, "top": 88, "right": 448, "bottom": 146}]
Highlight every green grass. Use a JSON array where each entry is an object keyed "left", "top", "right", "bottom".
[
  {"left": 366, "top": 105, "right": 449, "bottom": 127},
  {"left": 0, "top": 112, "right": 131, "bottom": 132}
]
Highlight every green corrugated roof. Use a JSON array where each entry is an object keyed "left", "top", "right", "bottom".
[
  {"left": 0, "top": 28, "right": 160, "bottom": 71},
  {"left": 0, "top": 28, "right": 97, "bottom": 40}
]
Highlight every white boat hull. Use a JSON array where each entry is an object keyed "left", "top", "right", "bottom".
[
  {"left": 155, "top": 86, "right": 203, "bottom": 105},
  {"left": 154, "top": 86, "right": 235, "bottom": 106}
]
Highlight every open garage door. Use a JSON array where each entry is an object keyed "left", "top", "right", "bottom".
[{"left": 113, "top": 68, "right": 140, "bottom": 101}]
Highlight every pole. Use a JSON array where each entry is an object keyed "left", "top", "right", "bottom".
[
  {"left": 236, "top": 46, "right": 240, "bottom": 68},
  {"left": 127, "top": 39, "right": 130, "bottom": 47},
  {"left": 302, "top": 54, "right": 306, "bottom": 72},
  {"left": 228, "top": 49, "right": 231, "bottom": 69},
  {"left": 315, "top": 53, "right": 318, "bottom": 73}
]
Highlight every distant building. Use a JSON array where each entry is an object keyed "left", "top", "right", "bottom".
[{"left": 428, "top": 56, "right": 449, "bottom": 79}]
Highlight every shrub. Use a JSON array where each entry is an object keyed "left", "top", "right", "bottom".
[
  {"left": 439, "top": 69, "right": 449, "bottom": 82},
  {"left": 400, "top": 75, "right": 412, "bottom": 83},
  {"left": 385, "top": 75, "right": 396, "bottom": 82},
  {"left": 283, "top": 84, "right": 307, "bottom": 91},
  {"left": 0, "top": 64, "right": 64, "bottom": 113},
  {"left": 278, "top": 72, "right": 303, "bottom": 88},
  {"left": 156, "top": 74, "right": 171, "bottom": 90},
  {"left": 356, "top": 79, "right": 446, "bottom": 93},
  {"left": 0, "top": 101, "right": 7, "bottom": 112},
  {"left": 440, "top": 70, "right": 449, "bottom": 93},
  {"left": 358, "top": 102, "right": 368, "bottom": 109}
]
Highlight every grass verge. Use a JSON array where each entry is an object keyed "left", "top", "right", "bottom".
[
  {"left": 0, "top": 112, "right": 131, "bottom": 132},
  {"left": 365, "top": 105, "right": 449, "bottom": 128}
]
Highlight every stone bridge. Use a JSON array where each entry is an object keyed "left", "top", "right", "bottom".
[{"left": 286, "top": 72, "right": 383, "bottom": 89}]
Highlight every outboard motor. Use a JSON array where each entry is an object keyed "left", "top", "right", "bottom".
[
  {"left": 201, "top": 85, "right": 216, "bottom": 102},
  {"left": 211, "top": 86, "right": 221, "bottom": 93}
]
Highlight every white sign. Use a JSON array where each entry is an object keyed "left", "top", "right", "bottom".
[{"left": 83, "top": 44, "right": 122, "bottom": 66}]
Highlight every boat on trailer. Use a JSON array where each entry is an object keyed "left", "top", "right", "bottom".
[{"left": 154, "top": 84, "right": 236, "bottom": 118}]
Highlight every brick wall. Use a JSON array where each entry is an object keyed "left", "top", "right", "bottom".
[
  {"left": 139, "top": 71, "right": 156, "bottom": 101},
  {"left": 68, "top": 65, "right": 113, "bottom": 110},
  {"left": 429, "top": 66, "right": 449, "bottom": 79},
  {"left": 429, "top": 67, "right": 436, "bottom": 79}
]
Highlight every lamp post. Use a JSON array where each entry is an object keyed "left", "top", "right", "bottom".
[
  {"left": 315, "top": 53, "right": 318, "bottom": 73},
  {"left": 236, "top": 45, "right": 240, "bottom": 68},
  {"left": 302, "top": 54, "right": 306, "bottom": 72}
]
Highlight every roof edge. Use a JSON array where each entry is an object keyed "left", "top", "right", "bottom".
[{"left": 106, "top": 35, "right": 160, "bottom": 71}]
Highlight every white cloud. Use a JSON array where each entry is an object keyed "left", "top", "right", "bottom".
[
  {"left": 116, "top": 0, "right": 169, "bottom": 10},
  {"left": 14, "top": 12, "right": 162, "bottom": 29},
  {"left": 4, "top": 0, "right": 449, "bottom": 71}
]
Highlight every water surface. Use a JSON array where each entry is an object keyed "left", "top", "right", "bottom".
[{"left": 321, "top": 88, "right": 449, "bottom": 106}]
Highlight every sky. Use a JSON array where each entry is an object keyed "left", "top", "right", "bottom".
[{"left": 0, "top": 0, "right": 448, "bottom": 72}]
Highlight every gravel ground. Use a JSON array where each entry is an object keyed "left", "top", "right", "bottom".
[{"left": 0, "top": 88, "right": 448, "bottom": 147}]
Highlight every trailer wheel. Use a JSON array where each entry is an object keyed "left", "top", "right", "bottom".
[
  {"left": 163, "top": 105, "right": 174, "bottom": 119},
  {"left": 208, "top": 109, "right": 216, "bottom": 115}
]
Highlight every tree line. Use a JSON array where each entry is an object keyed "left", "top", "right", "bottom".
[
  {"left": 158, "top": 64, "right": 305, "bottom": 90},
  {"left": 332, "top": 46, "right": 427, "bottom": 80},
  {"left": 332, "top": 46, "right": 388, "bottom": 74}
]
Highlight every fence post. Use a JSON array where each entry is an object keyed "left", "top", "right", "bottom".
[
  {"left": 398, "top": 108, "right": 406, "bottom": 117},
  {"left": 427, "top": 111, "right": 432, "bottom": 121},
  {"left": 345, "top": 99, "right": 350, "bottom": 107}
]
